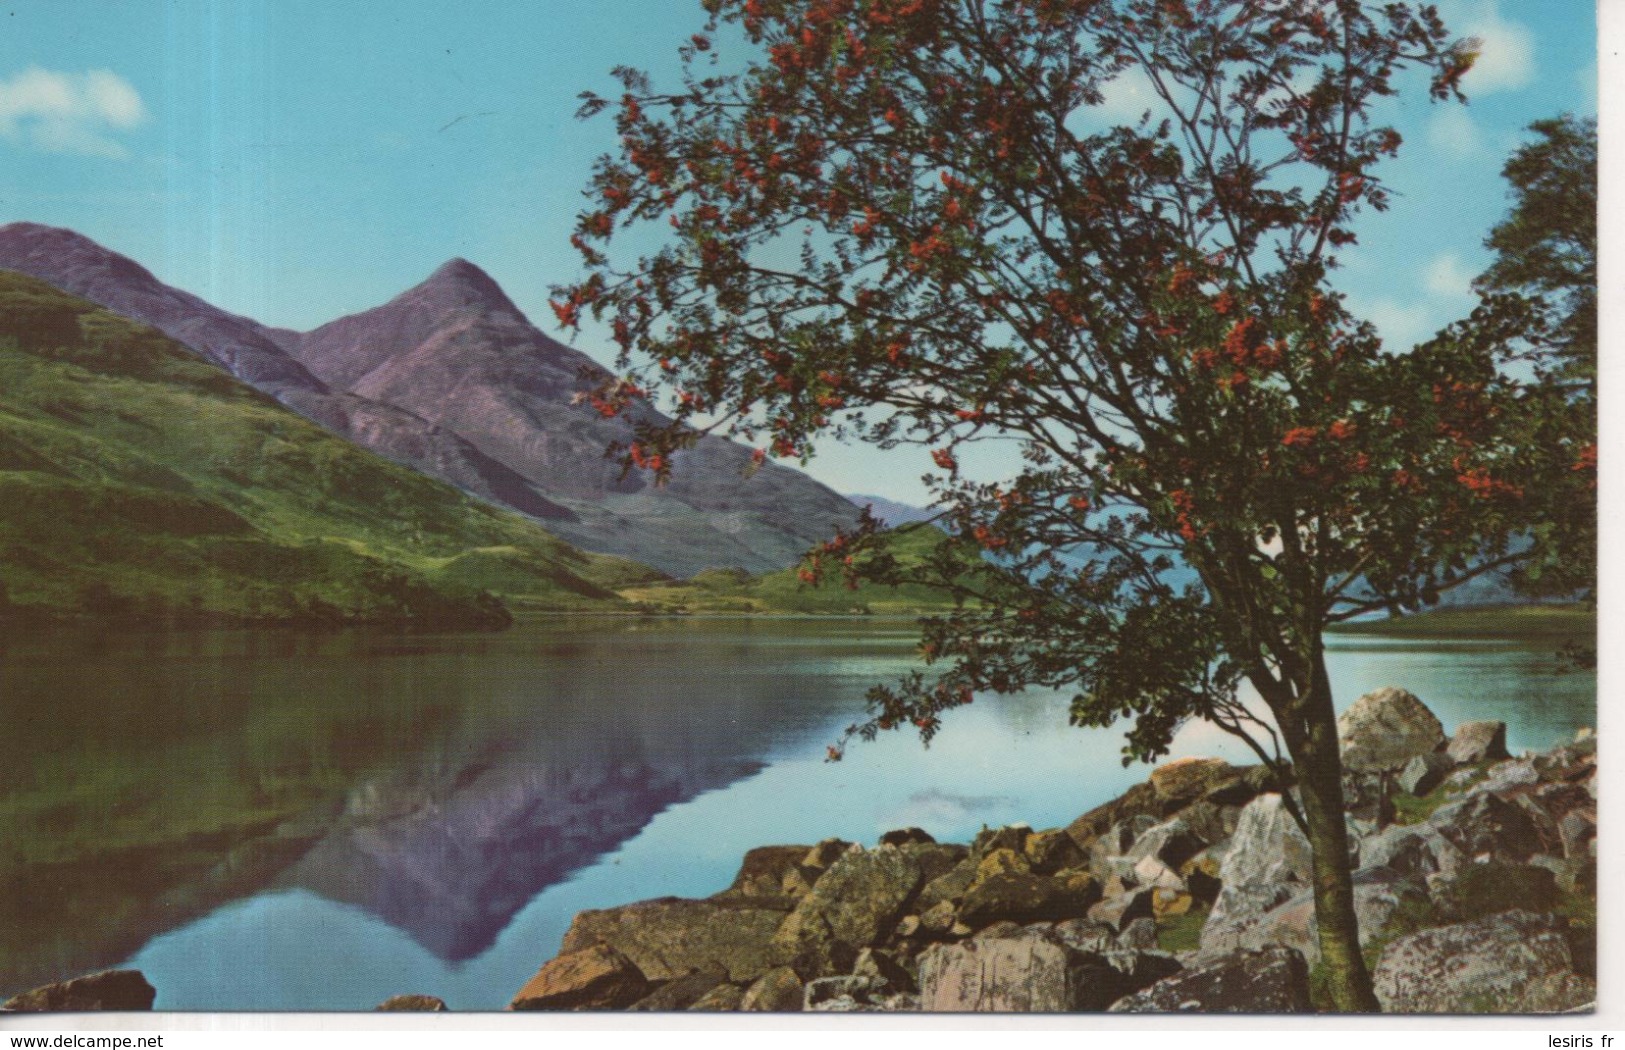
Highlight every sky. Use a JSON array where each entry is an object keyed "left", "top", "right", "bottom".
[{"left": 0, "top": 0, "right": 1600, "bottom": 506}]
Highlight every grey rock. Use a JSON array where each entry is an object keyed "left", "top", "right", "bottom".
[
  {"left": 917, "top": 934, "right": 1171, "bottom": 1012},
  {"left": 1117, "top": 917, "right": 1161, "bottom": 952},
  {"left": 1087, "top": 887, "right": 1156, "bottom": 932},
  {"left": 1373, "top": 910, "right": 1594, "bottom": 1013},
  {"left": 804, "top": 975, "right": 889, "bottom": 1011},
  {"left": 1426, "top": 792, "right": 1544, "bottom": 863},
  {"left": 1481, "top": 758, "right": 1541, "bottom": 792},
  {"left": 1336, "top": 687, "right": 1446, "bottom": 773},
  {"left": 1398, "top": 752, "right": 1455, "bottom": 797},
  {"left": 1218, "top": 794, "right": 1314, "bottom": 888},
  {"left": 1448, "top": 721, "right": 1510, "bottom": 765},
  {"left": 1198, "top": 883, "right": 1298, "bottom": 956},
  {"left": 1049, "top": 918, "right": 1119, "bottom": 954},
  {"left": 1124, "top": 816, "right": 1207, "bottom": 872},
  {"left": 375, "top": 994, "right": 448, "bottom": 1012},
  {"left": 1107, "top": 947, "right": 1311, "bottom": 1013},
  {"left": 1358, "top": 825, "right": 1467, "bottom": 880}
]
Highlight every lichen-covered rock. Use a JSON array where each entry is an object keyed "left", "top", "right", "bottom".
[
  {"left": 1087, "top": 886, "right": 1156, "bottom": 931},
  {"left": 628, "top": 968, "right": 729, "bottom": 1012},
  {"left": 1358, "top": 824, "right": 1467, "bottom": 880},
  {"left": 687, "top": 983, "right": 747, "bottom": 1011},
  {"left": 1372, "top": 910, "right": 1594, "bottom": 1013},
  {"left": 1337, "top": 687, "right": 1446, "bottom": 773},
  {"left": 853, "top": 947, "right": 917, "bottom": 993},
  {"left": 375, "top": 994, "right": 448, "bottom": 1011},
  {"left": 1107, "top": 947, "right": 1310, "bottom": 1013},
  {"left": 723, "top": 845, "right": 815, "bottom": 899},
  {"left": 561, "top": 896, "right": 789, "bottom": 983},
  {"left": 1197, "top": 883, "right": 1297, "bottom": 957},
  {"left": 1150, "top": 758, "right": 1237, "bottom": 801},
  {"left": 510, "top": 944, "right": 648, "bottom": 1011},
  {"left": 958, "top": 871, "right": 1101, "bottom": 930},
  {"left": 739, "top": 967, "right": 803, "bottom": 1012},
  {"left": 3, "top": 970, "right": 157, "bottom": 1012},
  {"left": 769, "top": 846, "right": 924, "bottom": 977},
  {"left": 1447, "top": 721, "right": 1510, "bottom": 765},
  {"left": 1025, "top": 829, "right": 1087, "bottom": 875},
  {"left": 1124, "top": 816, "right": 1207, "bottom": 873}
]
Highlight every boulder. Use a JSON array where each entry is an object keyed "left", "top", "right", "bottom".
[
  {"left": 1426, "top": 792, "right": 1544, "bottom": 862},
  {"left": 1117, "top": 917, "right": 1160, "bottom": 952},
  {"left": 1358, "top": 824, "right": 1467, "bottom": 880},
  {"left": 1124, "top": 816, "right": 1207, "bottom": 872},
  {"left": 975, "top": 847, "right": 1032, "bottom": 881},
  {"left": 1372, "top": 910, "right": 1594, "bottom": 1013},
  {"left": 880, "top": 827, "right": 936, "bottom": 847},
  {"left": 1337, "top": 687, "right": 1445, "bottom": 773},
  {"left": 1218, "top": 794, "right": 1313, "bottom": 887},
  {"left": 1447, "top": 721, "right": 1510, "bottom": 765},
  {"left": 853, "top": 947, "right": 917, "bottom": 993},
  {"left": 628, "top": 968, "right": 729, "bottom": 1012},
  {"left": 1149, "top": 757, "right": 1237, "bottom": 801},
  {"left": 1558, "top": 810, "right": 1597, "bottom": 861},
  {"left": 1066, "top": 782, "right": 1182, "bottom": 852},
  {"left": 916, "top": 932, "right": 1170, "bottom": 1012},
  {"left": 3, "top": 970, "right": 157, "bottom": 1012},
  {"left": 917, "top": 856, "right": 979, "bottom": 911},
  {"left": 803, "top": 975, "right": 891, "bottom": 1012},
  {"left": 687, "top": 984, "right": 747, "bottom": 1011},
  {"left": 1481, "top": 758, "right": 1541, "bottom": 793},
  {"left": 1087, "top": 887, "right": 1156, "bottom": 931},
  {"left": 769, "top": 846, "right": 924, "bottom": 977},
  {"left": 1025, "top": 829, "right": 1088, "bottom": 875},
  {"left": 1217, "top": 872, "right": 1431, "bottom": 967},
  {"left": 561, "top": 896, "right": 789, "bottom": 983},
  {"left": 1198, "top": 883, "right": 1297, "bottom": 956},
  {"left": 958, "top": 871, "right": 1101, "bottom": 929},
  {"left": 739, "top": 967, "right": 803, "bottom": 1012},
  {"left": 1107, "top": 947, "right": 1311, "bottom": 1013},
  {"left": 1086, "top": 815, "right": 1159, "bottom": 878},
  {"left": 1398, "top": 752, "right": 1455, "bottom": 797},
  {"left": 1049, "top": 918, "right": 1119, "bottom": 954},
  {"left": 803, "top": 838, "right": 853, "bottom": 869},
  {"left": 971, "top": 824, "right": 1032, "bottom": 859},
  {"left": 510, "top": 944, "right": 648, "bottom": 1011},
  {"left": 375, "top": 994, "right": 448, "bottom": 1011},
  {"left": 723, "top": 845, "right": 814, "bottom": 899}
]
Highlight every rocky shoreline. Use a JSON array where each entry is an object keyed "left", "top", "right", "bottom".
[{"left": 3, "top": 688, "right": 1597, "bottom": 1014}]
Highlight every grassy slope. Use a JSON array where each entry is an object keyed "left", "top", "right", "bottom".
[
  {"left": 617, "top": 524, "right": 968, "bottom": 614},
  {"left": 1328, "top": 603, "right": 1595, "bottom": 639},
  {"left": 0, "top": 270, "right": 661, "bottom": 626}
]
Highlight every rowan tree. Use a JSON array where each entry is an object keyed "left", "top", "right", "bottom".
[{"left": 557, "top": 0, "right": 1586, "bottom": 1011}]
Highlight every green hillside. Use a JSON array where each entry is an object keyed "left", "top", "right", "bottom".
[
  {"left": 618, "top": 524, "right": 968, "bottom": 614},
  {"left": 1329, "top": 603, "right": 1595, "bottom": 641},
  {"left": 0, "top": 270, "right": 662, "bottom": 627}
]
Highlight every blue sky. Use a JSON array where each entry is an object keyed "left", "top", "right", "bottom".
[{"left": 0, "top": 0, "right": 1599, "bottom": 504}]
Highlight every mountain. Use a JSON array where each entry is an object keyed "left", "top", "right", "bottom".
[
  {"left": 0, "top": 223, "right": 573, "bottom": 524},
  {"left": 0, "top": 223, "right": 862, "bottom": 576},
  {"left": 0, "top": 270, "right": 657, "bottom": 625},
  {"left": 282, "top": 260, "right": 864, "bottom": 576}
]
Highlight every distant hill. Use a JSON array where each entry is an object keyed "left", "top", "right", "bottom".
[
  {"left": 0, "top": 223, "right": 862, "bottom": 577},
  {"left": 618, "top": 524, "right": 969, "bottom": 615},
  {"left": 847, "top": 493, "right": 938, "bottom": 528},
  {"left": 0, "top": 270, "right": 659, "bottom": 626}
]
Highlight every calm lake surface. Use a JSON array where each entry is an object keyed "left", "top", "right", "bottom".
[{"left": 0, "top": 616, "right": 1595, "bottom": 1009}]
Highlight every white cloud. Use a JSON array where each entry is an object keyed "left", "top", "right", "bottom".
[
  {"left": 1427, "top": 106, "right": 1484, "bottom": 158},
  {"left": 1091, "top": 67, "right": 1160, "bottom": 124},
  {"left": 1352, "top": 296, "right": 1437, "bottom": 351},
  {"left": 0, "top": 67, "right": 148, "bottom": 158},
  {"left": 1424, "top": 252, "right": 1477, "bottom": 300}
]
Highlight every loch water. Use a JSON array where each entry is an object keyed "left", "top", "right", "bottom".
[{"left": 0, "top": 616, "right": 1595, "bottom": 1009}]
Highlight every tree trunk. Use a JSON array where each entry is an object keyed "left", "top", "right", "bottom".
[{"left": 1286, "top": 650, "right": 1380, "bottom": 1012}]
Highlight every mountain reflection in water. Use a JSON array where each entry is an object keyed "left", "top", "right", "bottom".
[{"left": 0, "top": 617, "right": 1594, "bottom": 1009}]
